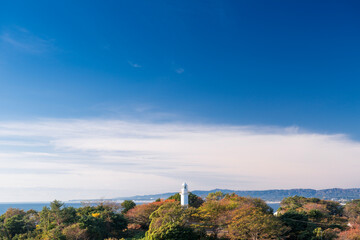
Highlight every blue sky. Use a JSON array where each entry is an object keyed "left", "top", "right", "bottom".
[{"left": 1, "top": 1, "right": 360, "bottom": 201}]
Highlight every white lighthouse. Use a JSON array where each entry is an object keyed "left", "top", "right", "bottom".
[{"left": 180, "top": 182, "right": 189, "bottom": 206}]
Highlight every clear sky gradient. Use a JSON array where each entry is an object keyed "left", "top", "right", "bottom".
[{"left": 1, "top": 1, "right": 360, "bottom": 201}]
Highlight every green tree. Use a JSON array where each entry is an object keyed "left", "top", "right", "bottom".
[
  {"left": 206, "top": 191, "right": 225, "bottom": 201},
  {"left": 147, "top": 222, "right": 202, "bottom": 240},
  {"left": 0, "top": 208, "right": 38, "bottom": 239},
  {"left": 146, "top": 201, "right": 204, "bottom": 240},
  {"left": 4, "top": 214, "right": 27, "bottom": 238},
  {"left": 61, "top": 223, "right": 88, "bottom": 240},
  {"left": 121, "top": 200, "right": 136, "bottom": 214},
  {"left": 279, "top": 210, "right": 314, "bottom": 240},
  {"left": 38, "top": 200, "right": 77, "bottom": 239},
  {"left": 77, "top": 204, "right": 127, "bottom": 240}
]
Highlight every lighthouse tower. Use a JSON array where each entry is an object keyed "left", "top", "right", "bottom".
[{"left": 180, "top": 182, "right": 189, "bottom": 206}]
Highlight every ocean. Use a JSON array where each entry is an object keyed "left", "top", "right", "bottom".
[
  {"left": 0, "top": 202, "right": 83, "bottom": 214},
  {"left": 267, "top": 203, "right": 280, "bottom": 212}
]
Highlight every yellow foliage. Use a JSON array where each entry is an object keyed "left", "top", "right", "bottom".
[{"left": 92, "top": 212, "right": 101, "bottom": 218}]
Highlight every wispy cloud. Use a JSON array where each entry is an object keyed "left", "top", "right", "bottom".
[
  {"left": 128, "top": 61, "right": 141, "bottom": 68},
  {"left": 171, "top": 61, "right": 184, "bottom": 74},
  {"left": 91, "top": 103, "right": 179, "bottom": 121},
  {"left": 0, "top": 119, "right": 360, "bottom": 201},
  {"left": 175, "top": 68, "right": 184, "bottom": 74},
  {"left": 0, "top": 27, "right": 55, "bottom": 54}
]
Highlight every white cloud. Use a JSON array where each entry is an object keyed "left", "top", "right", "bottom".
[{"left": 0, "top": 119, "right": 359, "bottom": 201}]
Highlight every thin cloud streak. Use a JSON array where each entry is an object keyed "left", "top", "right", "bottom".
[
  {"left": 175, "top": 68, "right": 184, "bottom": 74},
  {"left": 0, "top": 27, "right": 54, "bottom": 54},
  {"left": 128, "top": 61, "right": 141, "bottom": 68},
  {"left": 0, "top": 119, "right": 359, "bottom": 201}
]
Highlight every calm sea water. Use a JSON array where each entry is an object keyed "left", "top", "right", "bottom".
[
  {"left": 0, "top": 202, "right": 281, "bottom": 215},
  {"left": 0, "top": 203, "right": 83, "bottom": 214},
  {"left": 268, "top": 203, "right": 280, "bottom": 212}
]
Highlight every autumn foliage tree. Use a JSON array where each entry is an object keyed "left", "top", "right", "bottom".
[
  {"left": 194, "top": 193, "right": 283, "bottom": 239},
  {"left": 125, "top": 199, "right": 175, "bottom": 230},
  {"left": 338, "top": 200, "right": 360, "bottom": 240},
  {"left": 338, "top": 223, "right": 360, "bottom": 240},
  {"left": 345, "top": 200, "right": 360, "bottom": 224},
  {"left": 228, "top": 206, "right": 287, "bottom": 240}
]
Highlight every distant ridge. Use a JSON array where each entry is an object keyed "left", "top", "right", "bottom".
[{"left": 113, "top": 188, "right": 360, "bottom": 202}]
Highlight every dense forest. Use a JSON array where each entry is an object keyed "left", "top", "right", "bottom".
[{"left": 1, "top": 192, "right": 360, "bottom": 240}]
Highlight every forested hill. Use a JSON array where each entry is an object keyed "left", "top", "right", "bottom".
[{"left": 114, "top": 188, "right": 360, "bottom": 202}]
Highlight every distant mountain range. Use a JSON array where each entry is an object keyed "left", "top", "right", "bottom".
[{"left": 113, "top": 188, "right": 360, "bottom": 202}]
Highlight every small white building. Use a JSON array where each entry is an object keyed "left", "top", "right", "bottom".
[{"left": 180, "top": 182, "right": 189, "bottom": 206}]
